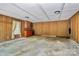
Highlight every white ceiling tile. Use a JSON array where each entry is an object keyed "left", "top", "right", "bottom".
[
  {"left": 15, "top": 3, "right": 48, "bottom": 20},
  {"left": 60, "top": 9, "right": 78, "bottom": 20},
  {"left": 39, "top": 3, "right": 63, "bottom": 20},
  {"left": 64, "top": 3, "right": 79, "bottom": 11},
  {"left": 0, "top": 3, "right": 79, "bottom": 22},
  {"left": 0, "top": 3, "right": 38, "bottom": 21},
  {"left": 0, "top": 10, "right": 23, "bottom": 20}
]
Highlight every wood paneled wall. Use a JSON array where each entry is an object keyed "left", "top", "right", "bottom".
[
  {"left": 70, "top": 11, "right": 79, "bottom": 43},
  {"left": 33, "top": 20, "right": 69, "bottom": 37},
  {"left": 0, "top": 15, "right": 12, "bottom": 41},
  {"left": 0, "top": 14, "right": 33, "bottom": 41},
  {"left": 57, "top": 21, "right": 69, "bottom": 36}
]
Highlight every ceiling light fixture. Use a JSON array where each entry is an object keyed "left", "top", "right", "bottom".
[
  {"left": 25, "top": 16, "right": 29, "bottom": 18},
  {"left": 54, "top": 11, "right": 61, "bottom": 14}
]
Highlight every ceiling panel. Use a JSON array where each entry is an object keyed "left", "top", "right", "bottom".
[
  {"left": 39, "top": 3, "right": 63, "bottom": 20},
  {"left": 60, "top": 3, "right": 79, "bottom": 20},
  {"left": 0, "top": 3, "right": 38, "bottom": 21},
  {"left": 0, "top": 10, "right": 23, "bottom": 19},
  {"left": 63, "top": 3, "right": 79, "bottom": 11},
  {"left": 0, "top": 3, "right": 79, "bottom": 22},
  {"left": 14, "top": 3, "right": 49, "bottom": 20},
  {"left": 60, "top": 9, "right": 78, "bottom": 20}
]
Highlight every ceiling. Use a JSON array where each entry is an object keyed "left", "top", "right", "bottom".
[{"left": 0, "top": 3, "right": 79, "bottom": 22}]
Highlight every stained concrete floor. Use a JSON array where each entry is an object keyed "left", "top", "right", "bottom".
[{"left": 0, "top": 36, "right": 79, "bottom": 56}]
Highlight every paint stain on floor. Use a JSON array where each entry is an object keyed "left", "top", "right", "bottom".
[{"left": 0, "top": 36, "right": 79, "bottom": 56}]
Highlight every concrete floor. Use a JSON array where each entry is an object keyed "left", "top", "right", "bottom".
[{"left": 0, "top": 36, "right": 79, "bottom": 56}]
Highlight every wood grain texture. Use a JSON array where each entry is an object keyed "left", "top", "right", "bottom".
[
  {"left": 33, "top": 20, "right": 69, "bottom": 37},
  {"left": 0, "top": 15, "right": 12, "bottom": 41},
  {"left": 78, "top": 13, "right": 79, "bottom": 43},
  {"left": 57, "top": 21, "right": 69, "bottom": 36},
  {"left": 70, "top": 11, "right": 79, "bottom": 43}
]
